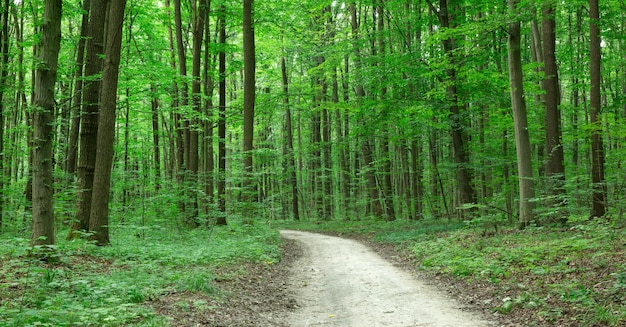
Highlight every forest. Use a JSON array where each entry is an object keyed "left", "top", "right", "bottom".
[{"left": 0, "top": 0, "right": 625, "bottom": 325}]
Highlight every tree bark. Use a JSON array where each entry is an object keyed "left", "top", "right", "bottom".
[
  {"left": 71, "top": 0, "right": 109, "bottom": 238},
  {"left": 377, "top": 0, "right": 395, "bottom": 221},
  {"left": 89, "top": 0, "right": 126, "bottom": 245},
  {"left": 242, "top": 0, "right": 255, "bottom": 203},
  {"left": 281, "top": 56, "right": 299, "bottom": 220},
  {"left": 32, "top": 0, "right": 62, "bottom": 246},
  {"left": 202, "top": 11, "right": 215, "bottom": 209},
  {"left": 151, "top": 85, "right": 161, "bottom": 192},
  {"left": 589, "top": 0, "right": 606, "bottom": 218},
  {"left": 216, "top": 5, "right": 227, "bottom": 224},
  {"left": 433, "top": 0, "right": 476, "bottom": 211},
  {"left": 542, "top": 0, "right": 566, "bottom": 217},
  {"left": 66, "top": 0, "right": 91, "bottom": 177},
  {"left": 508, "top": 0, "right": 536, "bottom": 228},
  {"left": 0, "top": 0, "right": 10, "bottom": 230}
]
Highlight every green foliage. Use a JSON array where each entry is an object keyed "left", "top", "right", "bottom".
[{"left": 0, "top": 220, "right": 281, "bottom": 326}]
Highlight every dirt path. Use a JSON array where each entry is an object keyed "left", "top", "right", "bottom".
[{"left": 280, "top": 230, "right": 496, "bottom": 327}]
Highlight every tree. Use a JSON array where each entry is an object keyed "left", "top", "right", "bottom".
[
  {"left": 88, "top": 0, "right": 127, "bottom": 246},
  {"left": 0, "top": 0, "right": 10, "bottom": 231},
  {"left": 508, "top": 0, "right": 536, "bottom": 228},
  {"left": 541, "top": 0, "right": 566, "bottom": 218},
  {"left": 242, "top": 0, "right": 255, "bottom": 202},
  {"left": 429, "top": 0, "right": 476, "bottom": 213},
  {"left": 32, "top": 0, "right": 62, "bottom": 246},
  {"left": 281, "top": 55, "right": 299, "bottom": 220},
  {"left": 589, "top": 0, "right": 605, "bottom": 218},
  {"left": 70, "top": 0, "right": 109, "bottom": 239},
  {"left": 66, "top": 0, "right": 91, "bottom": 177},
  {"left": 216, "top": 4, "right": 227, "bottom": 225}
]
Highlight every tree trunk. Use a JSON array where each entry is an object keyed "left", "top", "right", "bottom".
[
  {"left": 32, "top": 0, "right": 62, "bottom": 246},
  {"left": 202, "top": 12, "right": 215, "bottom": 209},
  {"left": 362, "top": 139, "right": 383, "bottom": 217},
  {"left": 89, "top": 0, "right": 126, "bottom": 245},
  {"left": 66, "top": 0, "right": 90, "bottom": 177},
  {"left": 411, "top": 139, "right": 424, "bottom": 219},
  {"left": 508, "top": 0, "right": 536, "bottom": 228},
  {"left": 542, "top": 0, "right": 566, "bottom": 218},
  {"left": 173, "top": 0, "right": 193, "bottom": 221},
  {"left": 435, "top": 0, "right": 476, "bottom": 211},
  {"left": 0, "top": 0, "right": 10, "bottom": 230},
  {"left": 242, "top": 0, "right": 255, "bottom": 203},
  {"left": 589, "top": 0, "right": 606, "bottom": 218},
  {"left": 151, "top": 85, "right": 161, "bottom": 192},
  {"left": 281, "top": 56, "right": 299, "bottom": 220},
  {"left": 187, "top": 0, "right": 206, "bottom": 225},
  {"left": 377, "top": 0, "right": 395, "bottom": 221},
  {"left": 216, "top": 6, "right": 227, "bottom": 224},
  {"left": 70, "top": 0, "right": 109, "bottom": 239}
]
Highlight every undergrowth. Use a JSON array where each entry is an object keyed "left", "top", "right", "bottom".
[
  {"left": 0, "top": 220, "right": 281, "bottom": 327},
  {"left": 277, "top": 217, "right": 626, "bottom": 326}
]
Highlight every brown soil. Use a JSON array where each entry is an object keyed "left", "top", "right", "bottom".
[
  {"left": 150, "top": 237, "right": 302, "bottom": 326},
  {"left": 151, "top": 232, "right": 519, "bottom": 326}
]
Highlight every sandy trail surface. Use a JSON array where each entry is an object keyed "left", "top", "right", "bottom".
[{"left": 280, "top": 230, "right": 496, "bottom": 327}]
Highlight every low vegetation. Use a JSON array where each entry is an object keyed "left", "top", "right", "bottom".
[
  {"left": 277, "top": 217, "right": 626, "bottom": 326},
  {"left": 0, "top": 221, "right": 281, "bottom": 326}
]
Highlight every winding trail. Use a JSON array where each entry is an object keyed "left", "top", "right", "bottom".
[{"left": 280, "top": 230, "right": 496, "bottom": 327}]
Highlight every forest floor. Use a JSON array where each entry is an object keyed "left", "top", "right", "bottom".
[{"left": 153, "top": 230, "right": 505, "bottom": 326}]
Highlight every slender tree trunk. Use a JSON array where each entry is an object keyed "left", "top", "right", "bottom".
[
  {"left": 216, "top": 6, "right": 227, "bottom": 224},
  {"left": 281, "top": 56, "right": 299, "bottom": 220},
  {"left": 151, "top": 85, "right": 161, "bottom": 192},
  {"left": 173, "top": 0, "right": 192, "bottom": 221},
  {"left": 434, "top": 0, "right": 476, "bottom": 211},
  {"left": 242, "top": 0, "right": 255, "bottom": 203},
  {"left": 411, "top": 139, "right": 424, "bottom": 219},
  {"left": 589, "top": 0, "right": 606, "bottom": 218},
  {"left": 362, "top": 139, "right": 383, "bottom": 217},
  {"left": 377, "top": 0, "right": 395, "bottom": 221},
  {"left": 0, "top": 0, "right": 10, "bottom": 230},
  {"left": 32, "top": 0, "right": 62, "bottom": 246},
  {"left": 66, "top": 0, "right": 90, "bottom": 177},
  {"left": 202, "top": 12, "right": 215, "bottom": 209},
  {"left": 186, "top": 0, "right": 206, "bottom": 225},
  {"left": 508, "top": 0, "right": 536, "bottom": 228},
  {"left": 89, "top": 0, "right": 126, "bottom": 245},
  {"left": 70, "top": 0, "right": 109, "bottom": 238},
  {"left": 542, "top": 1, "right": 566, "bottom": 218}
]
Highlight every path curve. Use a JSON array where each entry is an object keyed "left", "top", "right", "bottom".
[{"left": 280, "top": 230, "right": 496, "bottom": 327}]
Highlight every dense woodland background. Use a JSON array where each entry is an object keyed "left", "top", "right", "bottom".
[{"left": 0, "top": 0, "right": 625, "bottom": 245}]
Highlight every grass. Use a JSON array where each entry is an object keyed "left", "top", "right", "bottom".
[
  {"left": 3, "top": 212, "right": 625, "bottom": 326},
  {"left": 0, "top": 220, "right": 281, "bottom": 327},
  {"left": 276, "top": 216, "right": 626, "bottom": 326}
]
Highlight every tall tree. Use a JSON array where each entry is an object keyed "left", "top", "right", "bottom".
[
  {"left": 187, "top": 0, "right": 207, "bottom": 223},
  {"left": 508, "top": 0, "right": 536, "bottom": 228},
  {"left": 377, "top": 0, "right": 395, "bottom": 221},
  {"left": 0, "top": 0, "right": 10, "bottom": 230},
  {"left": 216, "top": 4, "right": 227, "bottom": 225},
  {"left": 89, "top": 0, "right": 127, "bottom": 245},
  {"left": 32, "top": 0, "right": 62, "bottom": 246},
  {"left": 589, "top": 0, "right": 606, "bottom": 218},
  {"left": 541, "top": 0, "right": 566, "bottom": 216},
  {"left": 70, "top": 0, "right": 109, "bottom": 238},
  {"left": 66, "top": 0, "right": 91, "bottom": 176},
  {"left": 242, "top": 0, "right": 255, "bottom": 202},
  {"left": 281, "top": 55, "right": 299, "bottom": 220},
  {"left": 429, "top": 0, "right": 476, "bottom": 212}
]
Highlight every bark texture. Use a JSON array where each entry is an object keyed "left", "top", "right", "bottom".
[
  {"left": 89, "top": 0, "right": 127, "bottom": 246},
  {"left": 508, "top": 0, "right": 536, "bottom": 228},
  {"left": 32, "top": 0, "right": 62, "bottom": 246}
]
